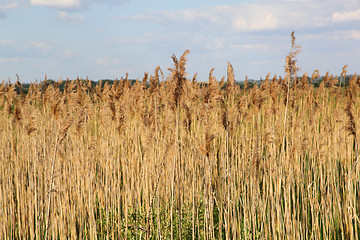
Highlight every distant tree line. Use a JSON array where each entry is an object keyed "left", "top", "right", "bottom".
[{"left": 3, "top": 75, "right": 355, "bottom": 95}]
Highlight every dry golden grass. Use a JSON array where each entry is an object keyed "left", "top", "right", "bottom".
[{"left": 1, "top": 45, "right": 360, "bottom": 239}]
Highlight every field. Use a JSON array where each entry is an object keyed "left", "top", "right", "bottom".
[{"left": 1, "top": 47, "right": 360, "bottom": 239}]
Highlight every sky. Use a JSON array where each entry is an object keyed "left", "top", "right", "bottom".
[{"left": 0, "top": 0, "right": 359, "bottom": 83}]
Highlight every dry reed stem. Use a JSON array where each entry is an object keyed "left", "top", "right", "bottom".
[{"left": 45, "top": 113, "right": 73, "bottom": 240}]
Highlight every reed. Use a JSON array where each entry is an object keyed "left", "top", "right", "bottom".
[{"left": 1, "top": 35, "right": 360, "bottom": 240}]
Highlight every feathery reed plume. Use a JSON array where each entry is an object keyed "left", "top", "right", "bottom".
[
  {"left": 15, "top": 74, "right": 26, "bottom": 101},
  {"left": 219, "top": 98, "right": 228, "bottom": 131},
  {"left": 251, "top": 83, "right": 266, "bottom": 110},
  {"left": 220, "top": 75, "right": 225, "bottom": 89},
  {"left": 0, "top": 81, "right": 5, "bottom": 102},
  {"left": 345, "top": 88, "right": 358, "bottom": 157},
  {"left": 75, "top": 108, "right": 87, "bottom": 136},
  {"left": 169, "top": 49, "right": 190, "bottom": 108},
  {"left": 271, "top": 74, "right": 277, "bottom": 83},
  {"left": 25, "top": 113, "right": 38, "bottom": 136},
  {"left": 204, "top": 68, "right": 220, "bottom": 105},
  {"left": 269, "top": 75, "right": 279, "bottom": 110},
  {"left": 192, "top": 73, "right": 198, "bottom": 84},
  {"left": 200, "top": 86, "right": 216, "bottom": 156},
  {"left": 182, "top": 102, "right": 192, "bottom": 134},
  {"left": 356, "top": 75, "right": 360, "bottom": 88},
  {"left": 109, "top": 99, "right": 116, "bottom": 121},
  {"left": 328, "top": 74, "right": 338, "bottom": 89},
  {"left": 282, "top": 31, "right": 301, "bottom": 158},
  {"left": 244, "top": 76, "right": 248, "bottom": 91},
  {"left": 122, "top": 72, "right": 132, "bottom": 89},
  {"left": 204, "top": 132, "right": 215, "bottom": 159},
  {"left": 340, "top": 65, "right": 348, "bottom": 88},
  {"left": 16, "top": 74, "right": 20, "bottom": 86},
  {"left": 261, "top": 73, "right": 270, "bottom": 90},
  {"left": 284, "top": 31, "right": 301, "bottom": 82},
  {"left": 311, "top": 69, "right": 320, "bottom": 84},
  {"left": 51, "top": 95, "right": 62, "bottom": 120},
  {"left": 321, "top": 72, "right": 330, "bottom": 88},
  {"left": 142, "top": 72, "right": 149, "bottom": 89},
  {"left": 226, "top": 62, "right": 236, "bottom": 98},
  {"left": 300, "top": 73, "right": 309, "bottom": 91},
  {"left": 94, "top": 80, "right": 103, "bottom": 98},
  {"left": 13, "top": 99, "right": 22, "bottom": 125},
  {"left": 116, "top": 101, "right": 126, "bottom": 134},
  {"left": 149, "top": 66, "right": 162, "bottom": 95},
  {"left": 57, "top": 113, "right": 73, "bottom": 145},
  {"left": 349, "top": 73, "right": 358, "bottom": 94},
  {"left": 6, "top": 83, "right": 17, "bottom": 114}
]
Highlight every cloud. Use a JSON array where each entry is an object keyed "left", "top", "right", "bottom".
[
  {"left": 96, "top": 57, "right": 120, "bottom": 67},
  {"left": 231, "top": 10, "right": 280, "bottom": 31},
  {"left": 202, "top": 38, "right": 225, "bottom": 50},
  {"left": 304, "top": 30, "right": 360, "bottom": 41},
  {"left": 123, "top": 8, "right": 225, "bottom": 28},
  {"left": 229, "top": 44, "right": 271, "bottom": 50},
  {"left": 30, "top": 0, "right": 128, "bottom": 10},
  {"left": 121, "top": 0, "right": 360, "bottom": 33},
  {"left": 0, "top": 40, "right": 15, "bottom": 45},
  {"left": 123, "top": 3, "right": 333, "bottom": 33},
  {"left": 30, "top": 0, "right": 82, "bottom": 9},
  {"left": 106, "top": 31, "right": 189, "bottom": 46},
  {"left": 332, "top": 9, "right": 360, "bottom": 22},
  {"left": 0, "top": 2, "right": 20, "bottom": 18},
  {"left": 31, "top": 41, "right": 55, "bottom": 55},
  {"left": 251, "top": 60, "right": 274, "bottom": 66},
  {"left": 349, "top": 30, "right": 360, "bottom": 40},
  {"left": 0, "top": 2, "right": 20, "bottom": 10},
  {"left": 58, "top": 11, "right": 85, "bottom": 24},
  {"left": 0, "top": 57, "right": 20, "bottom": 64},
  {"left": 60, "top": 50, "right": 75, "bottom": 58}
]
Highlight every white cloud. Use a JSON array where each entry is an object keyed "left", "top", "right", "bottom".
[
  {"left": 0, "top": 39, "right": 55, "bottom": 56},
  {"left": 58, "top": 11, "right": 85, "bottom": 24},
  {"left": 30, "top": 0, "right": 81, "bottom": 9},
  {"left": 61, "top": 50, "right": 76, "bottom": 58},
  {"left": 332, "top": 9, "right": 360, "bottom": 22},
  {"left": 31, "top": 41, "right": 54, "bottom": 55},
  {"left": 349, "top": 30, "right": 360, "bottom": 40},
  {"left": 30, "top": 0, "right": 128, "bottom": 10},
  {"left": 0, "top": 2, "right": 20, "bottom": 18},
  {"left": 251, "top": 60, "right": 273, "bottom": 66},
  {"left": 231, "top": 12, "right": 279, "bottom": 31},
  {"left": 126, "top": 7, "right": 224, "bottom": 27},
  {"left": 32, "top": 41, "right": 51, "bottom": 49},
  {"left": 203, "top": 38, "right": 225, "bottom": 50},
  {"left": 0, "top": 2, "right": 20, "bottom": 10},
  {"left": 0, "top": 40, "right": 15, "bottom": 45},
  {"left": 106, "top": 32, "right": 184, "bottom": 45},
  {"left": 0, "top": 57, "right": 20, "bottom": 64},
  {"left": 304, "top": 30, "right": 360, "bottom": 41},
  {"left": 96, "top": 57, "right": 120, "bottom": 67},
  {"left": 229, "top": 44, "right": 271, "bottom": 50},
  {"left": 123, "top": 3, "right": 334, "bottom": 32}
]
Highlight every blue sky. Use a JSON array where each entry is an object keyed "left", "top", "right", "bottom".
[{"left": 0, "top": 0, "right": 359, "bottom": 83}]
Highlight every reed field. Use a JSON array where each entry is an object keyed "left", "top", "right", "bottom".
[{"left": 1, "top": 35, "right": 360, "bottom": 239}]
